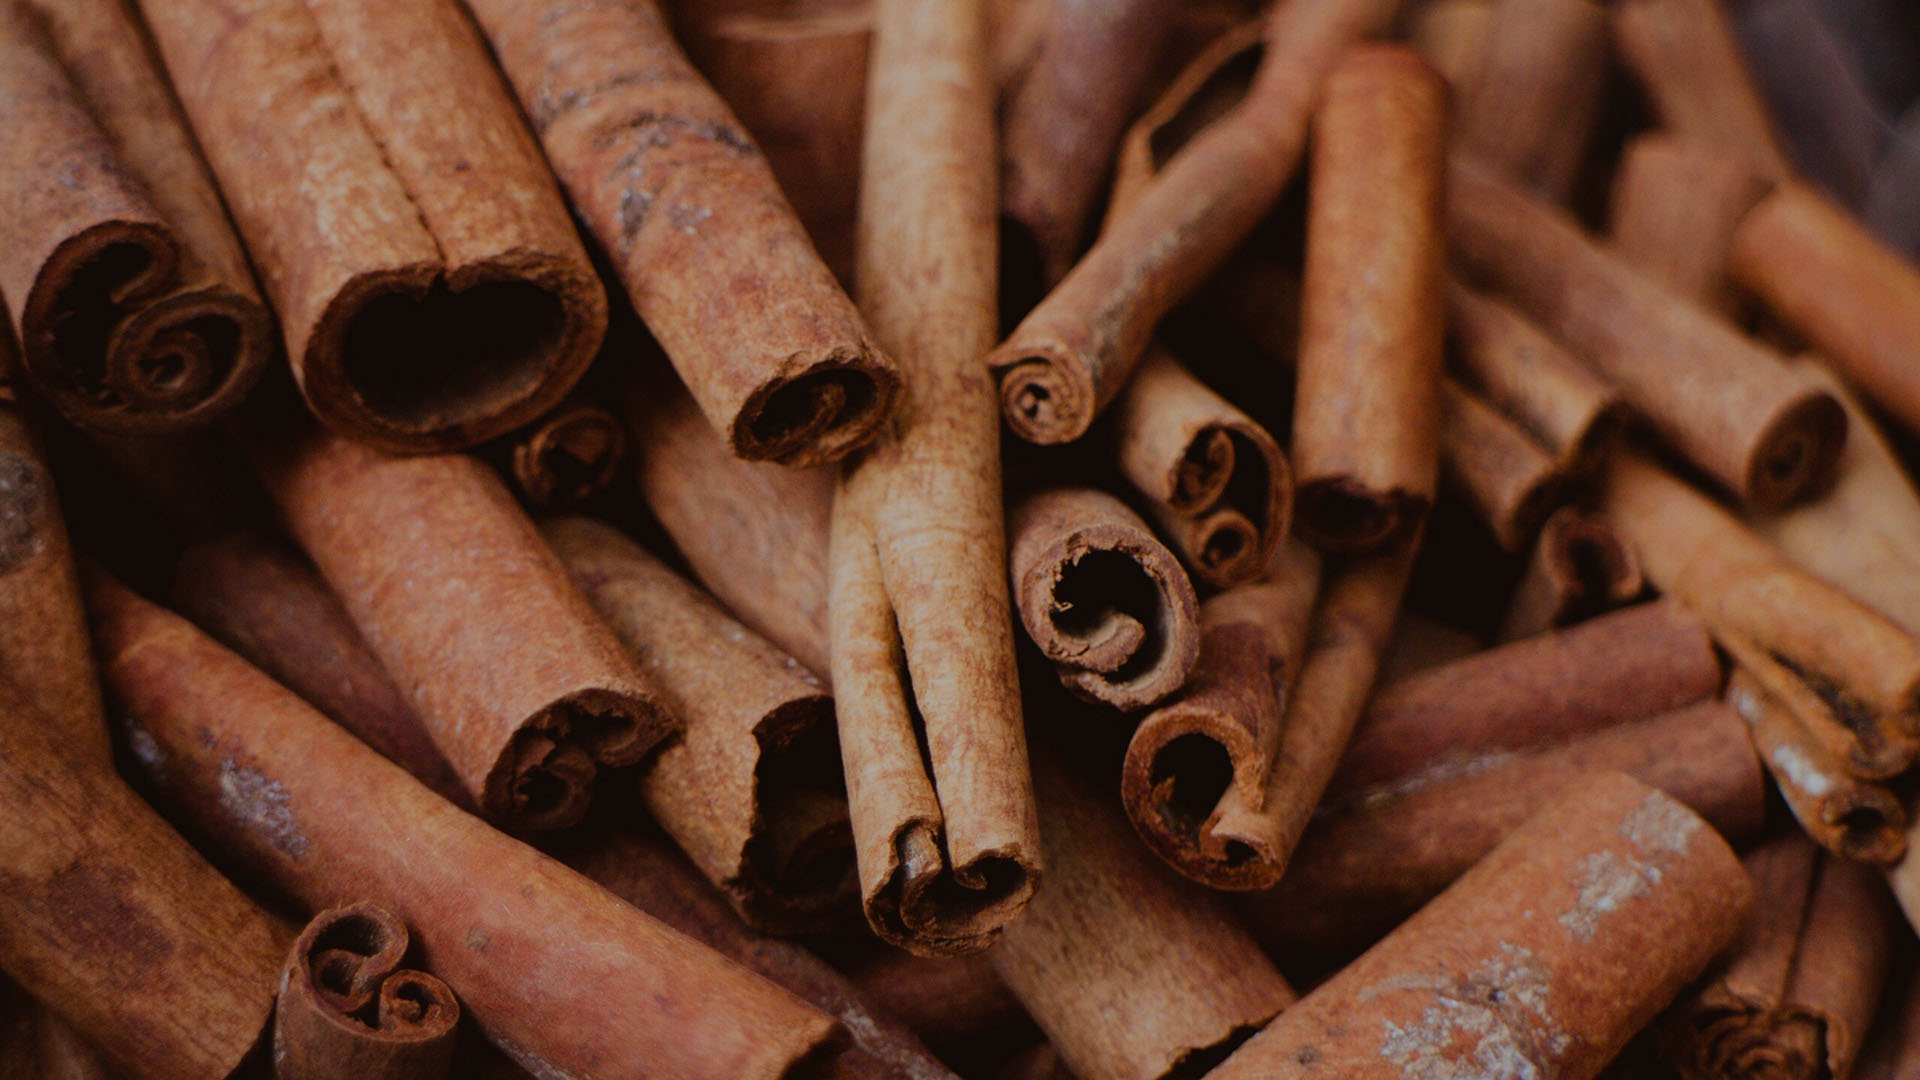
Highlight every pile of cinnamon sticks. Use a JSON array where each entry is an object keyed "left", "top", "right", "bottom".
[{"left": 2, "top": 0, "right": 1920, "bottom": 1077}]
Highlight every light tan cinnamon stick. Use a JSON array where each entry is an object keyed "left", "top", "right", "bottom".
[
  {"left": 546, "top": 516, "right": 856, "bottom": 936},
  {"left": 1611, "top": 0, "right": 1795, "bottom": 181},
  {"left": 1607, "top": 133, "right": 1769, "bottom": 317},
  {"left": 829, "top": 0, "right": 1037, "bottom": 955},
  {"left": 1214, "top": 772, "right": 1751, "bottom": 1080},
  {"left": 272, "top": 904, "right": 459, "bottom": 1080},
  {"left": 1439, "top": 377, "right": 1566, "bottom": 552},
  {"left": 463, "top": 0, "right": 900, "bottom": 466},
  {"left": 1292, "top": 45, "right": 1446, "bottom": 553},
  {"left": 987, "top": 0, "right": 1402, "bottom": 445},
  {"left": 1456, "top": 0, "right": 1608, "bottom": 200},
  {"left": 1448, "top": 157, "right": 1845, "bottom": 509},
  {"left": 132, "top": 0, "right": 606, "bottom": 451},
  {"left": 0, "top": 0, "right": 270, "bottom": 434},
  {"left": 1496, "top": 507, "right": 1644, "bottom": 642},
  {"left": 242, "top": 416, "right": 677, "bottom": 833}
]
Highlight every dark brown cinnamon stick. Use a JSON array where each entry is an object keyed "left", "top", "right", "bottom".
[
  {"left": 272, "top": 904, "right": 458, "bottom": 1080},
  {"left": 1439, "top": 377, "right": 1566, "bottom": 552},
  {"left": 1496, "top": 507, "right": 1643, "bottom": 642}
]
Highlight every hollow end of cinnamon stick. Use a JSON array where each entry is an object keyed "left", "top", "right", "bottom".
[
  {"left": 730, "top": 352, "right": 898, "bottom": 466},
  {"left": 1294, "top": 480, "right": 1430, "bottom": 554},
  {"left": 482, "top": 686, "right": 664, "bottom": 834},
  {"left": 509, "top": 401, "right": 627, "bottom": 510},
  {"left": 864, "top": 823, "right": 1038, "bottom": 957},
  {"left": 994, "top": 348, "right": 1090, "bottom": 446},
  {"left": 1745, "top": 390, "right": 1850, "bottom": 511},
  {"left": 735, "top": 696, "right": 858, "bottom": 933},
  {"left": 274, "top": 903, "right": 459, "bottom": 1080}
]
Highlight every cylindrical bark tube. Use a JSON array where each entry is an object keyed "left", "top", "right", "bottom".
[
  {"left": 1496, "top": 507, "right": 1644, "bottom": 642},
  {"left": 0, "top": 665, "right": 286, "bottom": 1080},
  {"left": 1602, "top": 449, "right": 1920, "bottom": 772},
  {"left": 132, "top": 0, "right": 606, "bottom": 452},
  {"left": 841, "top": 948, "right": 1031, "bottom": 1054},
  {"left": 1104, "top": 346, "right": 1291, "bottom": 589},
  {"left": 545, "top": 516, "right": 856, "bottom": 935},
  {"left": 494, "top": 392, "right": 627, "bottom": 512},
  {"left": 1328, "top": 599, "right": 1720, "bottom": 802},
  {"left": 242, "top": 416, "right": 677, "bottom": 834},
  {"left": 988, "top": 750, "right": 1296, "bottom": 1080},
  {"left": 1210, "top": 772, "right": 1752, "bottom": 1080},
  {"left": 272, "top": 904, "right": 459, "bottom": 1080},
  {"left": 1668, "top": 833, "right": 1894, "bottom": 1080},
  {"left": 1291, "top": 45, "right": 1446, "bottom": 553},
  {"left": 1007, "top": 486, "right": 1201, "bottom": 711},
  {"left": 986, "top": 0, "right": 1403, "bottom": 446},
  {"left": 1447, "top": 157, "right": 1845, "bottom": 510},
  {"left": 461, "top": 0, "right": 900, "bottom": 466},
  {"left": 87, "top": 574, "right": 843, "bottom": 1080},
  {"left": 1610, "top": 0, "right": 1795, "bottom": 181},
  {"left": 1456, "top": 0, "right": 1608, "bottom": 201},
  {"left": 1408, "top": 0, "right": 1493, "bottom": 90},
  {"left": 1439, "top": 377, "right": 1566, "bottom": 552},
  {"left": 1729, "top": 182, "right": 1920, "bottom": 440},
  {"left": 1607, "top": 134, "right": 1769, "bottom": 317},
  {"left": 829, "top": 0, "right": 1038, "bottom": 956},
  {"left": 0, "top": 0, "right": 271, "bottom": 434}
]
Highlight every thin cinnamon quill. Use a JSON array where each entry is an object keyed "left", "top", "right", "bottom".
[
  {"left": 987, "top": 0, "right": 1402, "bottom": 446},
  {"left": 132, "top": 0, "right": 606, "bottom": 452},
  {"left": 1448, "top": 157, "right": 1845, "bottom": 510},
  {"left": 272, "top": 904, "right": 459, "bottom": 1080},
  {"left": 1438, "top": 377, "right": 1565, "bottom": 553},
  {"left": 546, "top": 516, "right": 856, "bottom": 936},
  {"left": 829, "top": 0, "right": 1037, "bottom": 955},
  {"left": 462, "top": 0, "right": 899, "bottom": 466},
  {"left": 0, "top": 0, "right": 270, "bottom": 434},
  {"left": 242, "top": 416, "right": 677, "bottom": 834},
  {"left": 1496, "top": 507, "right": 1643, "bottom": 642},
  {"left": 1208, "top": 772, "right": 1752, "bottom": 1080},
  {"left": 1455, "top": 0, "right": 1608, "bottom": 201},
  {"left": 87, "top": 573, "right": 844, "bottom": 1080}
]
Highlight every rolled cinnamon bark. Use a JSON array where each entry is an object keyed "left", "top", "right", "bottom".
[
  {"left": 463, "top": 0, "right": 899, "bottom": 466},
  {"left": 1439, "top": 377, "right": 1566, "bottom": 552},
  {"left": 545, "top": 516, "right": 855, "bottom": 935},
  {"left": 1496, "top": 507, "right": 1642, "bottom": 642},
  {"left": 132, "top": 0, "right": 605, "bottom": 452},
  {"left": 1729, "top": 182, "right": 1920, "bottom": 440},
  {"left": 495, "top": 393, "right": 627, "bottom": 512},
  {"left": 841, "top": 948, "right": 1030, "bottom": 1054},
  {"left": 1007, "top": 486, "right": 1201, "bottom": 711},
  {"left": 242, "top": 417, "right": 676, "bottom": 834},
  {"left": 1407, "top": 0, "right": 1493, "bottom": 90},
  {"left": 0, "top": 665, "right": 285, "bottom": 1080},
  {"left": 989, "top": 751, "right": 1296, "bottom": 1080},
  {"left": 1104, "top": 347, "right": 1290, "bottom": 589},
  {"left": 987, "top": 0, "right": 1402, "bottom": 446},
  {"left": 1448, "top": 157, "right": 1846, "bottom": 510},
  {"left": 1328, "top": 599, "right": 1720, "bottom": 802},
  {"left": 0, "top": 0, "right": 270, "bottom": 434},
  {"left": 1728, "top": 668, "right": 1908, "bottom": 866},
  {"left": 1602, "top": 450, "right": 1920, "bottom": 774},
  {"left": 1216, "top": 772, "right": 1751, "bottom": 1080},
  {"left": 168, "top": 529, "right": 467, "bottom": 806},
  {"left": 1669, "top": 833, "right": 1894, "bottom": 1080},
  {"left": 87, "top": 574, "right": 844, "bottom": 1080},
  {"left": 1611, "top": 0, "right": 1795, "bottom": 181},
  {"left": 623, "top": 363, "right": 837, "bottom": 677},
  {"left": 273, "top": 904, "right": 458, "bottom": 1080},
  {"left": 1456, "top": 0, "right": 1608, "bottom": 201},
  {"left": 830, "top": 0, "right": 1037, "bottom": 956},
  {"left": 1292, "top": 46, "right": 1446, "bottom": 553},
  {"left": 1105, "top": 18, "right": 1266, "bottom": 225},
  {"left": 1607, "top": 134, "right": 1768, "bottom": 317}
]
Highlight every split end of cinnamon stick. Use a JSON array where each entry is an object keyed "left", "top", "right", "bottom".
[
  {"left": 729, "top": 347, "right": 900, "bottom": 466},
  {"left": 482, "top": 686, "right": 672, "bottom": 834},
  {"left": 273, "top": 903, "right": 459, "bottom": 1080}
]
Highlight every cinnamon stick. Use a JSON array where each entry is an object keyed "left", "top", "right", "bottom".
[
  {"left": 1456, "top": 0, "right": 1608, "bottom": 201},
  {"left": 496, "top": 392, "right": 627, "bottom": 513},
  {"left": 272, "top": 904, "right": 458, "bottom": 1080},
  {"left": 1496, "top": 507, "right": 1644, "bottom": 642},
  {"left": 132, "top": 0, "right": 606, "bottom": 451},
  {"left": 1611, "top": 0, "right": 1795, "bottom": 182},
  {"left": 1378, "top": 613, "right": 1484, "bottom": 684},
  {"left": 242, "top": 416, "right": 676, "bottom": 834},
  {"left": 462, "top": 0, "right": 900, "bottom": 466},
  {"left": 1209, "top": 772, "right": 1752, "bottom": 1080},
  {"left": 1729, "top": 182, "right": 1920, "bottom": 440},
  {"left": 1407, "top": 0, "right": 1493, "bottom": 91},
  {"left": 1328, "top": 599, "right": 1720, "bottom": 802},
  {"left": 987, "top": 0, "right": 1402, "bottom": 446},
  {"left": 841, "top": 948, "right": 1030, "bottom": 1055},
  {"left": 1448, "top": 157, "right": 1846, "bottom": 510},
  {"left": 1439, "top": 377, "right": 1566, "bottom": 552},
  {"left": 1292, "top": 45, "right": 1446, "bottom": 553},
  {"left": 829, "top": 0, "right": 1037, "bottom": 955},
  {"left": 546, "top": 516, "right": 856, "bottom": 935},
  {"left": 87, "top": 573, "right": 844, "bottom": 1080},
  {"left": 0, "top": 0, "right": 270, "bottom": 434},
  {"left": 989, "top": 751, "right": 1296, "bottom": 1080},
  {"left": 1104, "top": 346, "right": 1290, "bottom": 589},
  {"left": 1669, "top": 833, "right": 1894, "bottom": 1080},
  {"left": 1607, "top": 134, "right": 1768, "bottom": 317},
  {"left": 1104, "top": 19, "right": 1266, "bottom": 227},
  {"left": 1006, "top": 486, "right": 1201, "bottom": 711}
]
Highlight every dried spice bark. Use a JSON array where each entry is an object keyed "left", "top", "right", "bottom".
[
  {"left": 1408, "top": 0, "right": 1493, "bottom": 89},
  {"left": 242, "top": 416, "right": 676, "bottom": 834},
  {"left": 494, "top": 392, "right": 626, "bottom": 512},
  {"left": 133, "top": 0, "right": 606, "bottom": 451},
  {"left": 829, "top": 0, "right": 1037, "bottom": 955},
  {"left": 88, "top": 575, "right": 843, "bottom": 1080},
  {"left": 1456, "top": 0, "right": 1608, "bottom": 200},
  {"left": 1209, "top": 773, "right": 1751, "bottom": 1080},
  {"left": 1611, "top": 0, "right": 1796, "bottom": 182},
  {"left": 1497, "top": 507, "right": 1644, "bottom": 642},
  {"left": 1007, "top": 486, "right": 1201, "bottom": 711},
  {"left": 1448, "top": 157, "right": 1845, "bottom": 510},
  {"left": 1104, "top": 18, "right": 1266, "bottom": 225},
  {"left": 273, "top": 904, "right": 459, "bottom": 1080},
  {"left": 464, "top": 0, "right": 899, "bottom": 466},
  {"left": 546, "top": 517, "right": 855, "bottom": 936},
  {"left": 1607, "top": 134, "right": 1769, "bottom": 317},
  {"left": 0, "top": 0, "right": 270, "bottom": 434},
  {"left": 842, "top": 948, "right": 1030, "bottom": 1055},
  {"left": 1439, "top": 377, "right": 1566, "bottom": 553}
]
